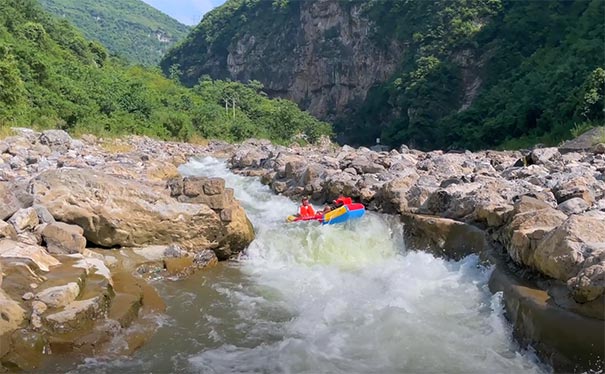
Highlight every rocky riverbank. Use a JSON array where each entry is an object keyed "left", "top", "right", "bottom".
[
  {"left": 218, "top": 130, "right": 605, "bottom": 372},
  {"left": 0, "top": 129, "right": 254, "bottom": 371},
  {"left": 1, "top": 127, "right": 603, "bottom": 372}
]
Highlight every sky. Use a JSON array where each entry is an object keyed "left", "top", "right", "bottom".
[{"left": 141, "top": 0, "right": 226, "bottom": 26}]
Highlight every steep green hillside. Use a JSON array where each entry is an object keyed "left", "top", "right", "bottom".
[
  {"left": 163, "top": 0, "right": 604, "bottom": 150},
  {"left": 355, "top": 0, "right": 605, "bottom": 150},
  {"left": 0, "top": 0, "right": 331, "bottom": 143},
  {"left": 39, "top": 0, "right": 190, "bottom": 65}
]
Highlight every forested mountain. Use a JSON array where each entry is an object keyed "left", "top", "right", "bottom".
[
  {"left": 162, "top": 0, "right": 605, "bottom": 150},
  {"left": 39, "top": 0, "right": 190, "bottom": 65},
  {"left": 0, "top": 0, "right": 331, "bottom": 143}
]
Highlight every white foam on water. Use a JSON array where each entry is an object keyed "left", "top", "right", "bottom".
[
  {"left": 55, "top": 156, "right": 549, "bottom": 374},
  {"left": 179, "top": 157, "right": 549, "bottom": 374}
]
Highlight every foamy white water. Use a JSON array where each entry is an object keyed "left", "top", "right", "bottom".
[{"left": 63, "top": 157, "right": 549, "bottom": 374}]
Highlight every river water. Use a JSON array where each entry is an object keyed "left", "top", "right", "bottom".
[{"left": 63, "top": 157, "right": 549, "bottom": 374}]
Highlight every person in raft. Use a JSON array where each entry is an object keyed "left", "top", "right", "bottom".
[
  {"left": 321, "top": 196, "right": 353, "bottom": 214},
  {"left": 298, "top": 197, "right": 316, "bottom": 218}
]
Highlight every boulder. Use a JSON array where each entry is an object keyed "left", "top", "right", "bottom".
[
  {"left": 8, "top": 208, "right": 39, "bottom": 232},
  {"left": 0, "top": 182, "right": 22, "bottom": 220},
  {"left": 229, "top": 148, "right": 268, "bottom": 168},
  {"left": 552, "top": 175, "right": 596, "bottom": 205},
  {"left": 0, "top": 220, "right": 17, "bottom": 240},
  {"left": 558, "top": 127, "right": 605, "bottom": 153},
  {"left": 33, "top": 205, "right": 55, "bottom": 224},
  {"left": 529, "top": 147, "right": 560, "bottom": 166},
  {"left": 0, "top": 239, "right": 60, "bottom": 272},
  {"left": 557, "top": 198, "right": 590, "bottom": 215},
  {"left": 504, "top": 202, "right": 567, "bottom": 269},
  {"left": 323, "top": 172, "right": 360, "bottom": 201},
  {"left": 42, "top": 222, "right": 87, "bottom": 254},
  {"left": 349, "top": 156, "right": 386, "bottom": 174},
  {"left": 0, "top": 289, "right": 25, "bottom": 338},
  {"left": 31, "top": 169, "right": 254, "bottom": 254},
  {"left": 402, "top": 214, "right": 488, "bottom": 260},
  {"left": 534, "top": 215, "right": 605, "bottom": 282},
  {"left": 568, "top": 261, "right": 605, "bottom": 303},
  {"left": 377, "top": 171, "right": 419, "bottom": 213},
  {"left": 38, "top": 129, "right": 72, "bottom": 152},
  {"left": 35, "top": 282, "right": 80, "bottom": 309},
  {"left": 44, "top": 297, "right": 108, "bottom": 333}
]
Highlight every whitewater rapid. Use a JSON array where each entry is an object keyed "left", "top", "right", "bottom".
[{"left": 65, "top": 156, "right": 548, "bottom": 374}]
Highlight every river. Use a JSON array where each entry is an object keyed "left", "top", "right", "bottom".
[{"left": 61, "top": 157, "right": 549, "bottom": 374}]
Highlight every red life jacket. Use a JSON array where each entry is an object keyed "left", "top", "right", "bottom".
[
  {"left": 299, "top": 204, "right": 315, "bottom": 218},
  {"left": 334, "top": 196, "right": 352, "bottom": 206}
]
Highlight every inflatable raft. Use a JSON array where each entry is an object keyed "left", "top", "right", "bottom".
[{"left": 287, "top": 203, "right": 365, "bottom": 225}]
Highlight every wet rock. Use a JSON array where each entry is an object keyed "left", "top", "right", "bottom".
[
  {"left": 32, "top": 301, "right": 47, "bottom": 315},
  {"left": 194, "top": 249, "right": 218, "bottom": 268},
  {"left": 164, "top": 256, "right": 194, "bottom": 276},
  {"left": 568, "top": 261, "right": 605, "bottom": 303},
  {"left": 489, "top": 263, "right": 604, "bottom": 372},
  {"left": 1, "top": 329, "right": 46, "bottom": 370},
  {"left": 402, "top": 214, "right": 488, "bottom": 260},
  {"left": 0, "top": 239, "right": 60, "bottom": 272},
  {"left": 8, "top": 207, "right": 39, "bottom": 232},
  {"left": 45, "top": 296, "right": 109, "bottom": 333},
  {"left": 35, "top": 282, "right": 80, "bottom": 309},
  {"left": 22, "top": 292, "right": 34, "bottom": 301},
  {"left": 42, "top": 222, "right": 87, "bottom": 254}
]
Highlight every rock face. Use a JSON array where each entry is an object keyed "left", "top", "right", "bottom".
[
  {"left": 162, "top": 0, "right": 403, "bottom": 121},
  {"left": 31, "top": 169, "right": 254, "bottom": 256},
  {"left": 0, "top": 289, "right": 25, "bottom": 339},
  {"left": 42, "top": 222, "right": 87, "bottom": 254},
  {"left": 0, "top": 183, "right": 22, "bottom": 221},
  {"left": 0, "top": 130, "right": 257, "bottom": 371},
  {"left": 168, "top": 176, "right": 255, "bottom": 259},
  {"left": 0, "top": 240, "right": 60, "bottom": 272}
]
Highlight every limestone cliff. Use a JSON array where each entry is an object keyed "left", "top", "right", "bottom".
[
  {"left": 163, "top": 0, "right": 604, "bottom": 150},
  {"left": 162, "top": 0, "right": 403, "bottom": 121}
]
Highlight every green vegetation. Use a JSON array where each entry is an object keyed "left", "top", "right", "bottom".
[
  {"left": 39, "top": 0, "right": 190, "bottom": 66},
  {"left": 346, "top": 0, "right": 605, "bottom": 150},
  {"left": 0, "top": 0, "right": 331, "bottom": 144},
  {"left": 162, "top": 0, "right": 297, "bottom": 85},
  {"left": 165, "top": 0, "right": 604, "bottom": 150}
]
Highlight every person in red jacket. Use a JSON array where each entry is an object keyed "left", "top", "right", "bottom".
[{"left": 298, "top": 197, "right": 316, "bottom": 218}]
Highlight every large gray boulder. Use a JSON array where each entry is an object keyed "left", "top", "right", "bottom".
[{"left": 38, "top": 130, "right": 72, "bottom": 153}]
